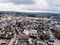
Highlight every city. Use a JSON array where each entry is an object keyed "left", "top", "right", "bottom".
[
  {"left": 0, "top": 15, "right": 60, "bottom": 45},
  {"left": 0, "top": 0, "right": 60, "bottom": 45}
]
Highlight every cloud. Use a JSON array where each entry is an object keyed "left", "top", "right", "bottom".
[
  {"left": 46, "top": 0, "right": 60, "bottom": 11},
  {"left": 47, "top": 0, "right": 60, "bottom": 6},
  {"left": 10, "top": 0, "right": 35, "bottom": 4},
  {"left": 0, "top": 0, "right": 9, "bottom": 3},
  {"left": 0, "top": 0, "right": 60, "bottom": 12},
  {"left": 0, "top": 0, "right": 35, "bottom": 4}
]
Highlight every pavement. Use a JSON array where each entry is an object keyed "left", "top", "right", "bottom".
[
  {"left": 49, "top": 29, "right": 60, "bottom": 45},
  {"left": 0, "top": 39, "right": 10, "bottom": 44},
  {"left": 54, "top": 39, "right": 60, "bottom": 45},
  {"left": 49, "top": 29, "right": 54, "bottom": 38},
  {"left": 8, "top": 27, "right": 17, "bottom": 45},
  {"left": 8, "top": 34, "right": 16, "bottom": 45}
]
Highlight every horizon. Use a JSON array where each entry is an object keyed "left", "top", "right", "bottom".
[{"left": 0, "top": 11, "right": 60, "bottom": 13}]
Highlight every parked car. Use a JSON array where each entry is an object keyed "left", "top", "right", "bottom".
[{"left": 47, "top": 38, "right": 54, "bottom": 45}]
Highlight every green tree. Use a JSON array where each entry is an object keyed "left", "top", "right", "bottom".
[
  {"left": 16, "top": 22, "right": 22, "bottom": 27},
  {"left": 5, "top": 28, "right": 11, "bottom": 34},
  {"left": 39, "top": 34, "right": 45, "bottom": 41},
  {"left": 0, "top": 15, "right": 1, "bottom": 17}
]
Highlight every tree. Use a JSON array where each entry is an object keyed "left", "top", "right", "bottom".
[
  {"left": 16, "top": 22, "right": 22, "bottom": 27},
  {"left": 39, "top": 34, "right": 45, "bottom": 41},
  {"left": 5, "top": 28, "right": 11, "bottom": 35},
  {"left": 0, "top": 15, "right": 1, "bottom": 17}
]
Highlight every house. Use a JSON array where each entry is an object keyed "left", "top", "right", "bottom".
[
  {"left": 35, "top": 38, "right": 44, "bottom": 45},
  {"left": 18, "top": 33, "right": 29, "bottom": 45}
]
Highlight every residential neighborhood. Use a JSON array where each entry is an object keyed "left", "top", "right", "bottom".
[{"left": 0, "top": 15, "right": 60, "bottom": 45}]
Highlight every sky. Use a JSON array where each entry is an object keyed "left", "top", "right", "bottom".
[{"left": 0, "top": 0, "right": 60, "bottom": 12}]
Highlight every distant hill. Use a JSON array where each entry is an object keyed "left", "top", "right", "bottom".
[{"left": 0, "top": 11, "right": 60, "bottom": 19}]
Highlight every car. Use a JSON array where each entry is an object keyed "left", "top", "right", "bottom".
[
  {"left": 49, "top": 38, "right": 54, "bottom": 42},
  {"left": 0, "top": 43, "right": 8, "bottom": 45},
  {"left": 47, "top": 39, "right": 54, "bottom": 45},
  {"left": 47, "top": 42, "right": 53, "bottom": 45},
  {"left": 49, "top": 39, "right": 54, "bottom": 42},
  {"left": 48, "top": 44, "right": 53, "bottom": 45}
]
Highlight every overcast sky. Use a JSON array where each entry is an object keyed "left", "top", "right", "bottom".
[{"left": 0, "top": 0, "right": 60, "bottom": 12}]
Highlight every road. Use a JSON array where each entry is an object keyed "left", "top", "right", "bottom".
[
  {"left": 49, "top": 29, "right": 54, "bottom": 38},
  {"left": 8, "top": 27, "right": 17, "bottom": 45},
  {"left": 54, "top": 39, "right": 60, "bottom": 45},
  {"left": 8, "top": 34, "right": 16, "bottom": 45},
  {"left": 49, "top": 29, "right": 60, "bottom": 45}
]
